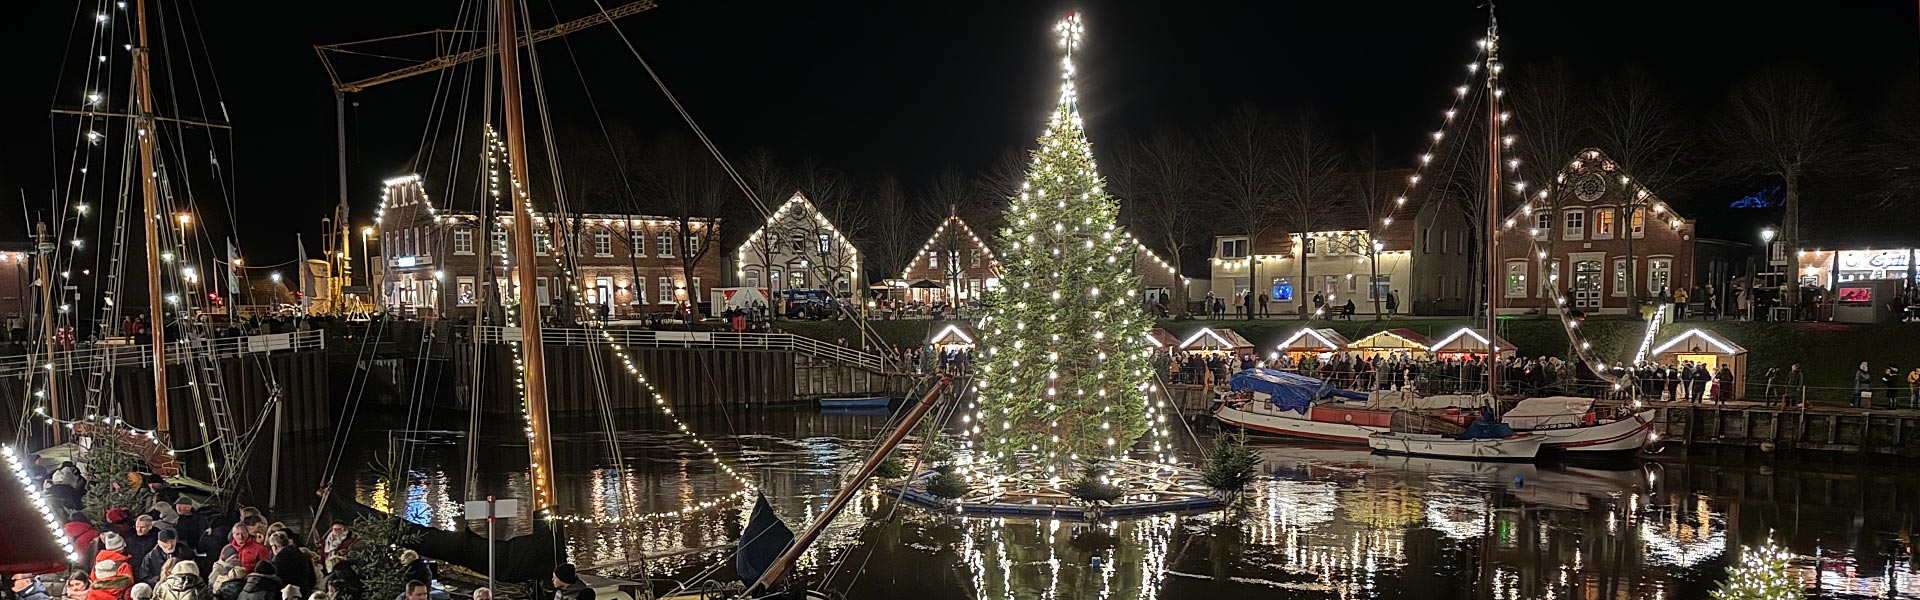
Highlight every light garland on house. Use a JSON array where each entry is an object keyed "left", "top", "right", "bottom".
[
  {"left": 732, "top": 193, "right": 862, "bottom": 286},
  {"left": 4, "top": 445, "right": 82, "bottom": 564},
  {"left": 898, "top": 214, "right": 1003, "bottom": 281}
]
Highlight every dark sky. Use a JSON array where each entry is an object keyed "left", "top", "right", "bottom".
[{"left": 2, "top": 1, "right": 1915, "bottom": 266}]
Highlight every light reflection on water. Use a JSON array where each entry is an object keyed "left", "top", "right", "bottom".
[{"left": 331, "top": 414, "right": 1919, "bottom": 599}]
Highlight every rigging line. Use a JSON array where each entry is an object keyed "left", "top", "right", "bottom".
[
  {"left": 822, "top": 378, "right": 962, "bottom": 592},
  {"left": 410, "top": 0, "right": 476, "bottom": 179},
  {"left": 578, "top": 0, "right": 771, "bottom": 221},
  {"left": 315, "top": 315, "right": 389, "bottom": 497},
  {"left": 174, "top": 0, "right": 239, "bottom": 229}
]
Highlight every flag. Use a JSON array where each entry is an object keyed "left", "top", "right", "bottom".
[
  {"left": 226, "top": 238, "right": 243, "bottom": 308},
  {"left": 297, "top": 234, "right": 315, "bottom": 310},
  {"left": 735, "top": 493, "right": 794, "bottom": 587}
]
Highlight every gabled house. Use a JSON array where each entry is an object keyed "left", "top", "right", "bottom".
[
  {"left": 894, "top": 212, "right": 1002, "bottom": 304},
  {"left": 1492, "top": 148, "right": 1695, "bottom": 315},
  {"left": 733, "top": 192, "right": 864, "bottom": 297}
]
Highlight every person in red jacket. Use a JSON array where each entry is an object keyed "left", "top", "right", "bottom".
[
  {"left": 94, "top": 533, "right": 137, "bottom": 582},
  {"left": 90, "top": 560, "right": 133, "bottom": 600},
  {"left": 222, "top": 524, "right": 271, "bottom": 572},
  {"left": 65, "top": 515, "right": 102, "bottom": 566}
]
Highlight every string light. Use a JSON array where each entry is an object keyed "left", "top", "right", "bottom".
[{"left": 4, "top": 446, "right": 81, "bottom": 564}]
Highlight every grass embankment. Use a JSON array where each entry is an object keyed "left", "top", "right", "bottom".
[{"left": 777, "top": 315, "right": 1920, "bottom": 399}]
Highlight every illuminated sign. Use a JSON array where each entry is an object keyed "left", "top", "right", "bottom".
[
  {"left": 1838, "top": 287, "right": 1873, "bottom": 303},
  {"left": 1838, "top": 250, "right": 1913, "bottom": 270},
  {"left": 395, "top": 256, "right": 417, "bottom": 268}
]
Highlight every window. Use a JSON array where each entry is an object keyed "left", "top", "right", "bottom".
[
  {"left": 456, "top": 277, "right": 476, "bottom": 306},
  {"left": 493, "top": 229, "right": 508, "bottom": 252},
  {"left": 453, "top": 229, "right": 473, "bottom": 255},
  {"left": 1613, "top": 258, "right": 1629, "bottom": 296},
  {"left": 1348, "top": 275, "right": 1358, "bottom": 293},
  {"left": 690, "top": 277, "right": 701, "bottom": 302},
  {"left": 790, "top": 270, "right": 806, "bottom": 289},
  {"left": 744, "top": 268, "right": 762, "bottom": 289},
  {"left": 1564, "top": 210, "right": 1585, "bottom": 241},
  {"left": 535, "top": 277, "right": 551, "bottom": 306},
  {"left": 658, "top": 277, "right": 673, "bottom": 303},
  {"left": 1594, "top": 209, "right": 1615, "bottom": 239},
  {"left": 631, "top": 231, "right": 648, "bottom": 255},
  {"left": 535, "top": 231, "right": 552, "bottom": 255},
  {"left": 1505, "top": 261, "right": 1528, "bottom": 298},
  {"left": 1369, "top": 275, "right": 1391, "bottom": 301},
  {"left": 817, "top": 234, "right": 831, "bottom": 254},
  {"left": 1219, "top": 237, "right": 1249, "bottom": 259},
  {"left": 686, "top": 235, "right": 700, "bottom": 256},
  {"left": 788, "top": 233, "right": 806, "bottom": 252},
  {"left": 971, "top": 249, "right": 982, "bottom": 268},
  {"left": 1534, "top": 212, "right": 1552, "bottom": 240},
  {"left": 929, "top": 252, "right": 939, "bottom": 269},
  {"left": 1422, "top": 228, "right": 1432, "bottom": 254},
  {"left": 1304, "top": 236, "right": 1316, "bottom": 255},
  {"left": 594, "top": 232, "right": 612, "bottom": 257},
  {"left": 1630, "top": 210, "right": 1645, "bottom": 237},
  {"left": 1439, "top": 229, "right": 1449, "bottom": 255},
  {"left": 657, "top": 231, "right": 674, "bottom": 257},
  {"left": 1539, "top": 260, "right": 1561, "bottom": 297},
  {"left": 1648, "top": 258, "right": 1672, "bottom": 294}
]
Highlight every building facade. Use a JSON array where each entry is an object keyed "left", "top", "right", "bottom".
[
  {"left": 734, "top": 192, "right": 863, "bottom": 297},
  {"left": 1492, "top": 149, "right": 1695, "bottom": 315},
  {"left": 372, "top": 175, "right": 723, "bottom": 320},
  {"left": 1206, "top": 169, "right": 1473, "bottom": 315},
  {"left": 893, "top": 213, "right": 1002, "bottom": 304}
]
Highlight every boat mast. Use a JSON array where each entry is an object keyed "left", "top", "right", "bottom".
[
  {"left": 1482, "top": 13, "right": 1502, "bottom": 399},
  {"left": 494, "top": 0, "right": 557, "bottom": 510},
  {"left": 132, "top": 0, "right": 171, "bottom": 436}
]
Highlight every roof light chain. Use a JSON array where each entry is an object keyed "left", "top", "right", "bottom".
[{"left": 4, "top": 446, "right": 81, "bottom": 564}]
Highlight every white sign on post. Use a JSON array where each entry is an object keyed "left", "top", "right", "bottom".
[{"left": 462, "top": 498, "right": 521, "bottom": 519}]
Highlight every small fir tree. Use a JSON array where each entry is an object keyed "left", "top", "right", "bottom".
[
  {"left": 973, "top": 13, "right": 1153, "bottom": 470},
  {"left": 1711, "top": 537, "right": 1803, "bottom": 600},
  {"left": 348, "top": 514, "right": 424, "bottom": 600},
  {"left": 81, "top": 438, "right": 151, "bottom": 522},
  {"left": 1201, "top": 431, "right": 1259, "bottom": 495}
]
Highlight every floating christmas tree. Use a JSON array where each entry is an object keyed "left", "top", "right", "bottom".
[
  {"left": 1711, "top": 537, "right": 1803, "bottom": 600},
  {"left": 972, "top": 13, "right": 1153, "bottom": 470}
]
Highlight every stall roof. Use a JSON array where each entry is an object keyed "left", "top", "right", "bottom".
[
  {"left": 1178, "top": 327, "right": 1255, "bottom": 352},
  {"left": 1348, "top": 328, "right": 1432, "bottom": 351},
  {"left": 1430, "top": 328, "right": 1516, "bottom": 356},
  {"left": 1651, "top": 328, "right": 1747, "bottom": 356},
  {"left": 1, "top": 447, "right": 77, "bottom": 574},
  {"left": 1148, "top": 328, "right": 1181, "bottom": 348},
  {"left": 929, "top": 324, "right": 976, "bottom": 347},
  {"left": 1275, "top": 327, "right": 1350, "bottom": 352}
]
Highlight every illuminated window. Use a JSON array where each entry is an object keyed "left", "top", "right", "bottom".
[
  {"left": 1534, "top": 212, "right": 1552, "bottom": 240},
  {"left": 929, "top": 252, "right": 939, "bottom": 269},
  {"left": 1594, "top": 209, "right": 1615, "bottom": 239},
  {"left": 456, "top": 277, "right": 475, "bottom": 306},
  {"left": 1630, "top": 210, "right": 1645, "bottom": 237},
  {"left": 594, "top": 232, "right": 612, "bottom": 257},
  {"left": 534, "top": 231, "right": 551, "bottom": 255},
  {"left": 1648, "top": 258, "right": 1672, "bottom": 294},
  {"left": 658, "top": 276, "right": 673, "bottom": 303},
  {"left": 1613, "top": 258, "right": 1629, "bottom": 296},
  {"left": 971, "top": 249, "right": 982, "bottom": 268}
]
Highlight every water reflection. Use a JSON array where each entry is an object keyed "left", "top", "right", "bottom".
[{"left": 312, "top": 412, "right": 1919, "bottom": 599}]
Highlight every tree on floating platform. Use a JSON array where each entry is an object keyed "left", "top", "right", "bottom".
[
  {"left": 973, "top": 12, "right": 1153, "bottom": 472},
  {"left": 1711, "top": 537, "right": 1802, "bottom": 600},
  {"left": 925, "top": 465, "right": 970, "bottom": 500},
  {"left": 1201, "top": 431, "right": 1259, "bottom": 497},
  {"left": 1067, "top": 467, "right": 1124, "bottom": 505},
  {"left": 81, "top": 438, "right": 152, "bottom": 522}
]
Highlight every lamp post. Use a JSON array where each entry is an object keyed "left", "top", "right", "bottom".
[{"left": 1759, "top": 228, "right": 1777, "bottom": 322}]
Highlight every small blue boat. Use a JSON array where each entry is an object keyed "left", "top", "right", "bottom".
[{"left": 818, "top": 396, "right": 891, "bottom": 409}]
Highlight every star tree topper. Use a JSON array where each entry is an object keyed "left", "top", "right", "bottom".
[{"left": 972, "top": 12, "right": 1157, "bottom": 470}]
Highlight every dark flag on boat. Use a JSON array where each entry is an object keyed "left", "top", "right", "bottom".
[{"left": 735, "top": 493, "right": 794, "bottom": 585}]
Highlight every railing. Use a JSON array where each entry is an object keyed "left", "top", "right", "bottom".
[
  {"left": 471, "top": 326, "right": 895, "bottom": 373},
  {"left": 0, "top": 330, "right": 327, "bottom": 378}
]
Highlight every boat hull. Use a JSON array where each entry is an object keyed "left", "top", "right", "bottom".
[
  {"left": 1524, "top": 410, "right": 1656, "bottom": 454},
  {"left": 1367, "top": 432, "right": 1544, "bottom": 462},
  {"left": 818, "top": 396, "right": 891, "bottom": 409},
  {"left": 1213, "top": 401, "right": 1386, "bottom": 445}
]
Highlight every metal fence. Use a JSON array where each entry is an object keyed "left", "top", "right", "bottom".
[
  {"left": 471, "top": 326, "right": 895, "bottom": 373},
  {"left": 0, "top": 330, "right": 327, "bottom": 378}
]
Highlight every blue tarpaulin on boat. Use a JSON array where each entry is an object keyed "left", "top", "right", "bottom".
[
  {"left": 1229, "top": 368, "right": 1367, "bottom": 414},
  {"left": 1457, "top": 409, "right": 1516, "bottom": 440}
]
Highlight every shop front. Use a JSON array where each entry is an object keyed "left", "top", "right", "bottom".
[{"left": 1798, "top": 248, "right": 1918, "bottom": 290}]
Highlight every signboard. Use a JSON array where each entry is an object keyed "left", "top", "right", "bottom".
[
  {"left": 1838, "top": 287, "right": 1874, "bottom": 303},
  {"left": 1838, "top": 250, "right": 1912, "bottom": 271},
  {"left": 462, "top": 498, "right": 520, "bottom": 519}
]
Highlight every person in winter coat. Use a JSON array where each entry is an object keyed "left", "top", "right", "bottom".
[
  {"left": 265, "top": 534, "right": 311, "bottom": 598},
  {"left": 63, "top": 574, "right": 91, "bottom": 600},
  {"left": 153, "top": 562, "right": 211, "bottom": 600},
  {"left": 128, "top": 584, "right": 152, "bottom": 600},
  {"left": 231, "top": 562, "right": 284, "bottom": 600},
  {"left": 221, "top": 526, "right": 270, "bottom": 573},
  {"left": 125, "top": 518, "right": 158, "bottom": 574},
  {"left": 317, "top": 523, "right": 354, "bottom": 567},
  {"left": 65, "top": 516, "right": 102, "bottom": 566},
  {"left": 548, "top": 564, "right": 592, "bottom": 600},
  {"left": 139, "top": 529, "right": 190, "bottom": 587},
  {"left": 1854, "top": 362, "right": 1872, "bottom": 407},
  {"left": 89, "top": 561, "right": 133, "bottom": 600},
  {"left": 320, "top": 558, "right": 360, "bottom": 600},
  {"left": 1715, "top": 365, "right": 1734, "bottom": 403},
  {"left": 206, "top": 560, "right": 245, "bottom": 600},
  {"left": 170, "top": 500, "right": 204, "bottom": 552},
  {"left": 94, "top": 534, "right": 136, "bottom": 583},
  {"left": 11, "top": 573, "right": 53, "bottom": 600}
]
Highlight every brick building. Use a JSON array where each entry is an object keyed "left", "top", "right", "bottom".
[
  {"left": 892, "top": 212, "right": 1002, "bottom": 304},
  {"left": 371, "top": 175, "right": 723, "bottom": 320},
  {"left": 1206, "top": 169, "right": 1475, "bottom": 316},
  {"left": 1492, "top": 149, "right": 1695, "bottom": 315}
]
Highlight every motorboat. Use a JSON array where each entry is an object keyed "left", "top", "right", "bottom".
[
  {"left": 1212, "top": 369, "right": 1485, "bottom": 445},
  {"left": 1367, "top": 431, "right": 1544, "bottom": 461},
  {"left": 1500, "top": 397, "right": 1656, "bottom": 455},
  {"left": 817, "top": 396, "right": 892, "bottom": 409}
]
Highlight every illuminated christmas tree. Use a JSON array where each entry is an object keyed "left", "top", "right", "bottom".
[
  {"left": 1711, "top": 538, "right": 1803, "bottom": 600},
  {"left": 973, "top": 13, "right": 1153, "bottom": 470}
]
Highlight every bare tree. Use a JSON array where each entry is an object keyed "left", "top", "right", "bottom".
[
  {"left": 1593, "top": 65, "right": 1690, "bottom": 317},
  {"left": 734, "top": 148, "right": 790, "bottom": 293},
  {"left": 1114, "top": 128, "right": 1204, "bottom": 316},
  {"left": 1350, "top": 137, "right": 1394, "bottom": 319},
  {"left": 1507, "top": 60, "right": 1588, "bottom": 318},
  {"left": 1865, "top": 72, "right": 1920, "bottom": 210},
  {"left": 1206, "top": 103, "right": 1283, "bottom": 317},
  {"left": 635, "top": 135, "right": 732, "bottom": 319},
  {"left": 868, "top": 174, "right": 928, "bottom": 283},
  {"left": 1271, "top": 109, "right": 1345, "bottom": 319},
  {"left": 789, "top": 158, "right": 865, "bottom": 295},
  {"left": 1714, "top": 65, "right": 1846, "bottom": 314},
  {"left": 972, "top": 146, "right": 1028, "bottom": 241}
]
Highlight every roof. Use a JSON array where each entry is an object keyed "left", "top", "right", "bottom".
[
  {"left": 732, "top": 191, "right": 861, "bottom": 264},
  {"left": 1274, "top": 327, "right": 1351, "bottom": 352},
  {"left": 1347, "top": 328, "right": 1432, "bottom": 351},
  {"left": 1650, "top": 328, "right": 1747, "bottom": 356},
  {"left": 898, "top": 213, "right": 1001, "bottom": 280},
  {"left": 1, "top": 447, "right": 78, "bottom": 574},
  {"left": 1148, "top": 328, "right": 1181, "bottom": 348},
  {"left": 1429, "top": 328, "right": 1516, "bottom": 355},
  {"left": 929, "top": 324, "right": 976, "bottom": 347},
  {"left": 1500, "top": 148, "right": 1694, "bottom": 233},
  {"left": 1178, "top": 327, "right": 1255, "bottom": 351}
]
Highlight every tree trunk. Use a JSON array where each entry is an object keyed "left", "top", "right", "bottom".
[
  {"left": 1781, "top": 169, "right": 1801, "bottom": 317},
  {"left": 1369, "top": 251, "right": 1381, "bottom": 320},
  {"left": 1298, "top": 236, "right": 1310, "bottom": 320},
  {"left": 1625, "top": 207, "right": 1638, "bottom": 321}
]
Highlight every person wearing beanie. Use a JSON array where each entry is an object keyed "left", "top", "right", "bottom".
[
  {"left": 139, "top": 529, "right": 190, "bottom": 587},
  {"left": 105, "top": 510, "right": 135, "bottom": 536},
  {"left": 89, "top": 560, "right": 133, "bottom": 600},
  {"left": 206, "top": 559, "right": 246, "bottom": 600},
  {"left": 232, "top": 562, "right": 283, "bottom": 600},
  {"left": 94, "top": 535, "right": 135, "bottom": 583},
  {"left": 548, "top": 564, "right": 592, "bottom": 600},
  {"left": 129, "top": 583, "right": 153, "bottom": 600},
  {"left": 153, "top": 562, "right": 210, "bottom": 600}
]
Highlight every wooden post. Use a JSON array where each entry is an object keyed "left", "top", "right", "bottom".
[
  {"left": 133, "top": 0, "right": 171, "bottom": 437},
  {"left": 36, "top": 222, "right": 62, "bottom": 444},
  {"left": 495, "top": 0, "right": 557, "bottom": 511}
]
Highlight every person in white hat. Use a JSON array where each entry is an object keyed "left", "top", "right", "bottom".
[{"left": 91, "top": 559, "right": 134, "bottom": 600}]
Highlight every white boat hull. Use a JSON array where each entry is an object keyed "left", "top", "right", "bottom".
[
  {"left": 1522, "top": 410, "right": 1656, "bottom": 454},
  {"left": 1367, "top": 432, "right": 1544, "bottom": 461},
  {"left": 1213, "top": 401, "right": 1385, "bottom": 445}
]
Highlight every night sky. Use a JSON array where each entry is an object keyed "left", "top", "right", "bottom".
[{"left": 1, "top": 1, "right": 1915, "bottom": 267}]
